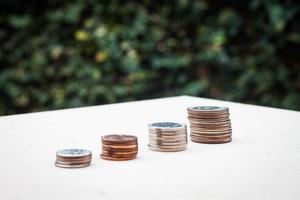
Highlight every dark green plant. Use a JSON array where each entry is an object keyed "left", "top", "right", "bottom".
[{"left": 0, "top": 0, "right": 299, "bottom": 115}]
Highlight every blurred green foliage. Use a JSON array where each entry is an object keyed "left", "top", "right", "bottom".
[{"left": 0, "top": 0, "right": 299, "bottom": 115}]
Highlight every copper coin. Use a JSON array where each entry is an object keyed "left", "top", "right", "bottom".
[
  {"left": 101, "top": 141, "right": 138, "bottom": 146},
  {"left": 101, "top": 152, "right": 137, "bottom": 158},
  {"left": 56, "top": 154, "right": 92, "bottom": 160},
  {"left": 101, "top": 150, "right": 138, "bottom": 156},
  {"left": 102, "top": 144, "right": 138, "bottom": 149},
  {"left": 100, "top": 155, "right": 136, "bottom": 161},
  {"left": 102, "top": 146, "right": 138, "bottom": 152},
  {"left": 101, "top": 134, "right": 137, "bottom": 144},
  {"left": 56, "top": 156, "right": 92, "bottom": 163}
]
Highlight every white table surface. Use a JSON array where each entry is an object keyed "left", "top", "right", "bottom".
[{"left": 0, "top": 96, "right": 300, "bottom": 200}]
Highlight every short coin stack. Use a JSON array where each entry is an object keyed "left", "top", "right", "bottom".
[
  {"left": 187, "top": 106, "right": 232, "bottom": 144},
  {"left": 101, "top": 135, "right": 138, "bottom": 161},
  {"left": 55, "top": 149, "right": 92, "bottom": 168},
  {"left": 148, "top": 122, "right": 187, "bottom": 152}
]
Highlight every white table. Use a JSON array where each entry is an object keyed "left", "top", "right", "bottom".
[{"left": 0, "top": 96, "right": 300, "bottom": 200}]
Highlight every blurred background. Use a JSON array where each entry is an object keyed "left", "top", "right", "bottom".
[{"left": 0, "top": 0, "right": 299, "bottom": 116}]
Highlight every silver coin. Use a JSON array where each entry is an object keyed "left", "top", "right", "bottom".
[
  {"left": 149, "top": 128, "right": 187, "bottom": 132},
  {"left": 149, "top": 131, "right": 187, "bottom": 137},
  {"left": 191, "top": 136, "right": 232, "bottom": 144},
  {"left": 190, "top": 122, "right": 231, "bottom": 127},
  {"left": 148, "top": 132, "right": 187, "bottom": 139},
  {"left": 148, "top": 122, "right": 186, "bottom": 131},
  {"left": 188, "top": 119, "right": 229, "bottom": 124},
  {"left": 187, "top": 106, "right": 228, "bottom": 112},
  {"left": 148, "top": 137, "right": 187, "bottom": 143},
  {"left": 55, "top": 162, "right": 91, "bottom": 168},
  {"left": 190, "top": 133, "right": 231, "bottom": 138},
  {"left": 190, "top": 128, "right": 232, "bottom": 133},
  {"left": 148, "top": 143, "right": 187, "bottom": 149},
  {"left": 188, "top": 111, "right": 229, "bottom": 115},
  {"left": 190, "top": 126, "right": 232, "bottom": 130},
  {"left": 189, "top": 119, "right": 231, "bottom": 125},
  {"left": 148, "top": 140, "right": 187, "bottom": 146},
  {"left": 56, "top": 149, "right": 92, "bottom": 158},
  {"left": 188, "top": 115, "right": 230, "bottom": 121},
  {"left": 148, "top": 145, "right": 186, "bottom": 152},
  {"left": 190, "top": 131, "right": 232, "bottom": 136}
]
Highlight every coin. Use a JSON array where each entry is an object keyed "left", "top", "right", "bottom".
[
  {"left": 187, "top": 106, "right": 232, "bottom": 144},
  {"left": 190, "top": 119, "right": 231, "bottom": 125},
  {"left": 148, "top": 140, "right": 187, "bottom": 147},
  {"left": 149, "top": 129, "right": 187, "bottom": 135},
  {"left": 148, "top": 145, "right": 186, "bottom": 152},
  {"left": 56, "top": 149, "right": 91, "bottom": 157},
  {"left": 149, "top": 122, "right": 186, "bottom": 131},
  {"left": 55, "top": 148, "right": 92, "bottom": 168},
  {"left": 100, "top": 134, "right": 138, "bottom": 161},
  {"left": 102, "top": 146, "right": 138, "bottom": 152},
  {"left": 190, "top": 129, "right": 232, "bottom": 134},
  {"left": 190, "top": 133, "right": 231, "bottom": 138},
  {"left": 187, "top": 106, "right": 228, "bottom": 112},
  {"left": 101, "top": 152, "right": 138, "bottom": 158},
  {"left": 56, "top": 156, "right": 92, "bottom": 164},
  {"left": 190, "top": 124, "right": 232, "bottom": 129},
  {"left": 102, "top": 135, "right": 137, "bottom": 144},
  {"left": 101, "top": 150, "right": 138, "bottom": 156},
  {"left": 189, "top": 116, "right": 229, "bottom": 119},
  {"left": 191, "top": 136, "right": 232, "bottom": 144},
  {"left": 149, "top": 132, "right": 186, "bottom": 138},
  {"left": 148, "top": 122, "right": 187, "bottom": 152},
  {"left": 55, "top": 162, "right": 91, "bottom": 168},
  {"left": 101, "top": 144, "right": 138, "bottom": 149},
  {"left": 100, "top": 154, "right": 137, "bottom": 161},
  {"left": 148, "top": 136, "right": 187, "bottom": 142}
]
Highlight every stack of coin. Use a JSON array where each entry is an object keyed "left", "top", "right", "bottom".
[
  {"left": 101, "top": 135, "right": 138, "bottom": 161},
  {"left": 148, "top": 122, "right": 187, "bottom": 152},
  {"left": 187, "top": 106, "right": 232, "bottom": 144},
  {"left": 55, "top": 149, "right": 92, "bottom": 168}
]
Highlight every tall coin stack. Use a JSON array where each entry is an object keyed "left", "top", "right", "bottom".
[
  {"left": 148, "top": 122, "right": 187, "bottom": 152},
  {"left": 55, "top": 149, "right": 92, "bottom": 168},
  {"left": 187, "top": 106, "right": 232, "bottom": 144},
  {"left": 101, "top": 135, "right": 138, "bottom": 161}
]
